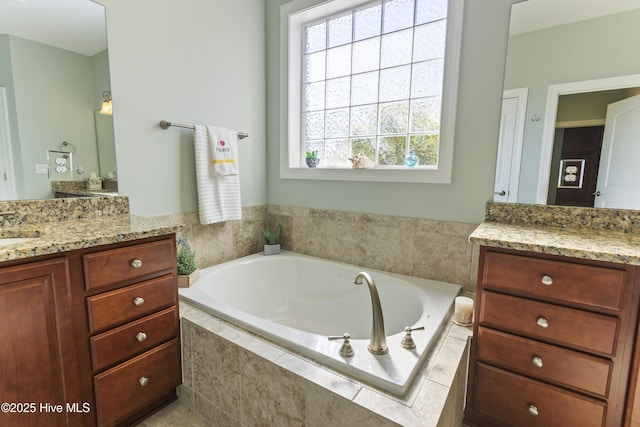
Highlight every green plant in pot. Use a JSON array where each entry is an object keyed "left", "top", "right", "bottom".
[
  {"left": 263, "top": 223, "right": 281, "bottom": 255},
  {"left": 305, "top": 150, "right": 320, "bottom": 168},
  {"left": 176, "top": 236, "right": 199, "bottom": 287}
]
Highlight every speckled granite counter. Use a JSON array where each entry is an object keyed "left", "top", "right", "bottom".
[
  {"left": 0, "top": 196, "right": 183, "bottom": 262},
  {"left": 470, "top": 203, "right": 640, "bottom": 266}
]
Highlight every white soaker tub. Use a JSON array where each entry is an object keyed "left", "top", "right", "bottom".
[{"left": 179, "top": 251, "right": 461, "bottom": 395}]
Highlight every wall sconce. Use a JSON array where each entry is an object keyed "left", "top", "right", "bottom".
[{"left": 99, "top": 91, "right": 112, "bottom": 115}]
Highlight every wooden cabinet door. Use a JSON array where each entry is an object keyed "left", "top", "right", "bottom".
[{"left": 0, "top": 258, "right": 82, "bottom": 427}]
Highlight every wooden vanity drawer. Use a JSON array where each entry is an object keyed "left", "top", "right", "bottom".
[
  {"left": 94, "top": 339, "right": 181, "bottom": 427},
  {"left": 477, "top": 327, "right": 612, "bottom": 397},
  {"left": 480, "top": 291, "right": 619, "bottom": 356},
  {"left": 87, "top": 275, "right": 177, "bottom": 334},
  {"left": 83, "top": 239, "right": 175, "bottom": 291},
  {"left": 472, "top": 363, "right": 606, "bottom": 427},
  {"left": 482, "top": 251, "right": 626, "bottom": 311},
  {"left": 90, "top": 307, "right": 179, "bottom": 372}
]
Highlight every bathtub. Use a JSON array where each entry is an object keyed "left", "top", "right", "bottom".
[{"left": 178, "top": 251, "right": 462, "bottom": 395}]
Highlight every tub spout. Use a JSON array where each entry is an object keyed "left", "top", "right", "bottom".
[{"left": 354, "top": 272, "right": 388, "bottom": 355}]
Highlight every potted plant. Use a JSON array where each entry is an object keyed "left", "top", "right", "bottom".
[
  {"left": 176, "top": 237, "right": 199, "bottom": 287},
  {"left": 305, "top": 150, "right": 320, "bottom": 168},
  {"left": 263, "top": 223, "right": 281, "bottom": 255}
]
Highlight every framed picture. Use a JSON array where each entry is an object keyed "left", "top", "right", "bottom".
[{"left": 557, "top": 158, "right": 585, "bottom": 189}]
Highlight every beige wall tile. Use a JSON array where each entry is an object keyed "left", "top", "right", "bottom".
[
  {"left": 240, "top": 349, "right": 305, "bottom": 426},
  {"left": 191, "top": 325, "right": 241, "bottom": 420}
]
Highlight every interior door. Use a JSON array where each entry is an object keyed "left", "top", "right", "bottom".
[
  {"left": 0, "top": 87, "right": 16, "bottom": 200},
  {"left": 495, "top": 89, "right": 527, "bottom": 203},
  {"left": 594, "top": 93, "right": 640, "bottom": 208}
]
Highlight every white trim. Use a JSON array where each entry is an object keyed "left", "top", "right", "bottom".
[
  {"left": 502, "top": 87, "right": 528, "bottom": 202},
  {"left": 279, "top": 0, "right": 463, "bottom": 183},
  {"left": 0, "top": 87, "right": 16, "bottom": 201},
  {"left": 555, "top": 119, "right": 605, "bottom": 128},
  {"left": 535, "top": 73, "right": 640, "bottom": 204}
]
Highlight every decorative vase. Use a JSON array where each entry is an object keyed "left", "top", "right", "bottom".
[
  {"left": 404, "top": 150, "right": 420, "bottom": 168},
  {"left": 264, "top": 244, "right": 280, "bottom": 255},
  {"left": 178, "top": 268, "right": 199, "bottom": 288},
  {"left": 305, "top": 158, "right": 320, "bottom": 168}
]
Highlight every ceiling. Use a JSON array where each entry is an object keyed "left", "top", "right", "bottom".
[
  {"left": 510, "top": 0, "right": 640, "bottom": 35},
  {"left": 0, "top": 0, "right": 106, "bottom": 56},
  {"left": 0, "top": 0, "right": 639, "bottom": 56}
]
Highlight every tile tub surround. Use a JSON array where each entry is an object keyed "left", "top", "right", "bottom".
[
  {"left": 471, "top": 203, "right": 640, "bottom": 265},
  {"left": 179, "top": 301, "right": 471, "bottom": 427},
  {"left": 267, "top": 205, "right": 479, "bottom": 293},
  {"left": 155, "top": 204, "right": 478, "bottom": 291},
  {"left": 156, "top": 205, "right": 267, "bottom": 269}
]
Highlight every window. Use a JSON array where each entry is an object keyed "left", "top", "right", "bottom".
[{"left": 281, "top": 0, "right": 463, "bottom": 183}]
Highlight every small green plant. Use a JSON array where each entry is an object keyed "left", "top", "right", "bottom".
[
  {"left": 305, "top": 150, "right": 318, "bottom": 160},
  {"left": 263, "top": 223, "right": 281, "bottom": 245},
  {"left": 176, "top": 237, "right": 197, "bottom": 275}
]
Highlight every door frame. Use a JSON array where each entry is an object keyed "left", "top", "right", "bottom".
[{"left": 535, "top": 73, "right": 640, "bottom": 204}]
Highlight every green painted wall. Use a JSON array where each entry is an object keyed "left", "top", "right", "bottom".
[{"left": 6, "top": 36, "right": 100, "bottom": 199}]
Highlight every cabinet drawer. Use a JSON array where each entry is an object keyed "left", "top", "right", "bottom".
[
  {"left": 90, "top": 307, "right": 179, "bottom": 372},
  {"left": 482, "top": 251, "right": 626, "bottom": 311},
  {"left": 87, "top": 275, "right": 177, "bottom": 334},
  {"left": 94, "top": 339, "right": 181, "bottom": 427},
  {"left": 472, "top": 363, "right": 606, "bottom": 427},
  {"left": 480, "top": 291, "right": 619, "bottom": 356},
  {"left": 477, "top": 327, "right": 612, "bottom": 397},
  {"left": 83, "top": 239, "right": 175, "bottom": 291}
]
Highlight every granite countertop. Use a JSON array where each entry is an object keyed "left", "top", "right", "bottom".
[
  {"left": 470, "top": 222, "right": 640, "bottom": 266},
  {"left": 470, "top": 203, "right": 640, "bottom": 266},
  {"left": 0, "top": 215, "right": 184, "bottom": 262}
]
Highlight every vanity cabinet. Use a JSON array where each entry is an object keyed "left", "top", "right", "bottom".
[
  {"left": 464, "top": 247, "right": 640, "bottom": 427},
  {"left": 0, "top": 234, "right": 181, "bottom": 427},
  {"left": 0, "top": 258, "right": 83, "bottom": 427},
  {"left": 82, "top": 237, "right": 181, "bottom": 427}
]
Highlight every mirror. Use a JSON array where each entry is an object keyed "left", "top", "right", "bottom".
[
  {"left": 0, "top": 0, "right": 116, "bottom": 201},
  {"left": 500, "top": 0, "right": 640, "bottom": 209}
]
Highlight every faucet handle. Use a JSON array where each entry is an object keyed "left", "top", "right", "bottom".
[
  {"left": 328, "top": 333, "right": 354, "bottom": 358},
  {"left": 401, "top": 326, "right": 425, "bottom": 349}
]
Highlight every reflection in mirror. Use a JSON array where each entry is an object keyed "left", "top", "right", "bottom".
[
  {"left": 499, "top": 0, "right": 640, "bottom": 209},
  {"left": 0, "top": 0, "right": 116, "bottom": 201}
]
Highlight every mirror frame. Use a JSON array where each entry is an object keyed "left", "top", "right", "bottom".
[{"left": 535, "top": 73, "right": 640, "bottom": 203}]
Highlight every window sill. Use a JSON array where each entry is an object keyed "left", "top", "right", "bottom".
[{"left": 280, "top": 166, "right": 452, "bottom": 183}]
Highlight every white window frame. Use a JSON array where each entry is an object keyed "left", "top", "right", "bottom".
[{"left": 280, "top": 0, "right": 463, "bottom": 183}]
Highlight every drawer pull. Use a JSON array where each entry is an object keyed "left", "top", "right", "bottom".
[
  {"left": 528, "top": 404, "right": 539, "bottom": 416},
  {"left": 138, "top": 376, "right": 149, "bottom": 387},
  {"left": 532, "top": 356, "right": 544, "bottom": 368},
  {"left": 541, "top": 275, "right": 553, "bottom": 286},
  {"left": 133, "top": 297, "right": 145, "bottom": 307},
  {"left": 136, "top": 332, "right": 147, "bottom": 342},
  {"left": 130, "top": 259, "right": 143, "bottom": 268},
  {"left": 536, "top": 317, "right": 549, "bottom": 328}
]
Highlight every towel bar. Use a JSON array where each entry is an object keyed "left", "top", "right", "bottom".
[{"left": 159, "top": 120, "right": 249, "bottom": 139}]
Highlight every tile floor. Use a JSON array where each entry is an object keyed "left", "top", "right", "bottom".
[{"left": 135, "top": 400, "right": 210, "bottom": 427}]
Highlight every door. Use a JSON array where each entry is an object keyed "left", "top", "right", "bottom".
[
  {"left": 494, "top": 88, "right": 527, "bottom": 202},
  {"left": 0, "top": 258, "right": 83, "bottom": 426},
  {"left": 0, "top": 87, "right": 16, "bottom": 200},
  {"left": 553, "top": 126, "right": 603, "bottom": 207},
  {"left": 594, "top": 93, "right": 640, "bottom": 208}
]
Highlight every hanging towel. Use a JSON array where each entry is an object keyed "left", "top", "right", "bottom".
[
  {"left": 207, "top": 125, "right": 239, "bottom": 176},
  {"left": 193, "top": 125, "right": 242, "bottom": 224}
]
